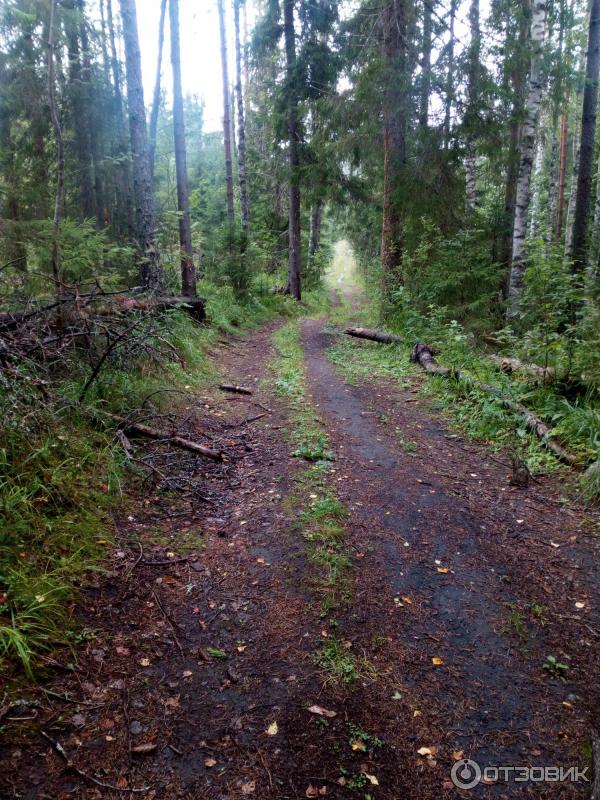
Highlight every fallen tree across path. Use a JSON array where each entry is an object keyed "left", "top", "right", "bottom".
[
  {"left": 410, "top": 343, "right": 579, "bottom": 466},
  {"left": 345, "top": 327, "right": 403, "bottom": 344}
]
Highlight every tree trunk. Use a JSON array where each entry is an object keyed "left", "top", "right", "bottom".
[
  {"left": 119, "top": 0, "right": 163, "bottom": 290},
  {"left": 64, "top": 0, "right": 95, "bottom": 220},
  {"left": 507, "top": 0, "right": 548, "bottom": 322},
  {"left": 443, "top": 0, "right": 456, "bottom": 147},
  {"left": 419, "top": 0, "right": 432, "bottom": 129},
  {"left": 571, "top": 0, "right": 600, "bottom": 272},
  {"left": 464, "top": 0, "right": 480, "bottom": 212},
  {"left": 107, "top": 0, "right": 135, "bottom": 238},
  {"left": 588, "top": 147, "right": 600, "bottom": 273},
  {"left": 149, "top": 0, "right": 168, "bottom": 183},
  {"left": 381, "top": 0, "right": 407, "bottom": 297},
  {"left": 284, "top": 0, "right": 301, "bottom": 300},
  {"left": 218, "top": 0, "right": 235, "bottom": 226},
  {"left": 556, "top": 111, "right": 569, "bottom": 237},
  {"left": 564, "top": 132, "right": 581, "bottom": 258},
  {"left": 78, "top": 0, "right": 106, "bottom": 230},
  {"left": 345, "top": 327, "right": 403, "bottom": 344},
  {"left": 169, "top": 0, "right": 196, "bottom": 297},
  {"left": 529, "top": 132, "right": 545, "bottom": 238},
  {"left": 545, "top": 120, "right": 559, "bottom": 250},
  {"left": 307, "top": 201, "right": 323, "bottom": 272},
  {"left": 46, "top": 0, "right": 65, "bottom": 324},
  {"left": 233, "top": 0, "right": 250, "bottom": 231}
]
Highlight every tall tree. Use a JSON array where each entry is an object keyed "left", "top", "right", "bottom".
[
  {"left": 169, "top": 0, "right": 197, "bottom": 297},
  {"left": 571, "top": 0, "right": 600, "bottom": 272},
  {"left": 63, "top": 0, "right": 95, "bottom": 220},
  {"left": 149, "top": 0, "right": 168, "bottom": 182},
  {"left": 119, "top": 0, "right": 163, "bottom": 289},
  {"left": 218, "top": 0, "right": 235, "bottom": 226},
  {"left": 234, "top": 0, "right": 250, "bottom": 231},
  {"left": 284, "top": 0, "right": 301, "bottom": 300},
  {"left": 381, "top": 0, "right": 408, "bottom": 296},
  {"left": 419, "top": 0, "right": 433, "bottom": 129},
  {"left": 507, "top": 0, "right": 549, "bottom": 321},
  {"left": 107, "top": 0, "right": 134, "bottom": 237},
  {"left": 47, "top": 0, "right": 65, "bottom": 322},
  {"left": 443, "top": 0, "right": 457, "bottom": 147},
  {"left": 464, "top": 0, "right": 481, "bottom": 212}
]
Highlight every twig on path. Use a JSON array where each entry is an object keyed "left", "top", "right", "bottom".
[
  {"left": 151, "top": 587, "right": 184, "bottom": 655},
  {"left": 40, "top": 731, "right": 150, "bottom": 793},
  {"left": 219, "top": 383, "right": 253, "bottom": 395}
]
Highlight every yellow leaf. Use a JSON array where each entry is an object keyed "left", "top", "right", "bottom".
[
  {"left": 452, "top": 750, "right": 464, "bottom": 761},
  {"left": 432, "top": 657, "right": 444, "bottom": 666},
  {"left": 402, "top": 596, "right": 413, "bottom": 604},
  {"left": 437, "top": 567, "right": 449, "bottom": 574},
  {"left": 266, "top": 721, "right": 278, "bottom": 736},
  {"left": 204, "top": 757, "right": 217, "bottom": 768},
  {"left": 364, "top": 773, "right": 379, "bottom": 786},
  {"left": 351, "top": 740, "right": 366, "bottom": 752},
  {"left": 139, "top": 658, "right": 151, "bottom": 667}
]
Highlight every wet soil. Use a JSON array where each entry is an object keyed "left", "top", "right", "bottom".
[{"left": 1, "top": 308, "right": 599, "bottom": 800}]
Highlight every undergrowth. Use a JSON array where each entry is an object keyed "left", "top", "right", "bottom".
[{"left": 0, "top": 278, "right": 312, "bottom": 680}]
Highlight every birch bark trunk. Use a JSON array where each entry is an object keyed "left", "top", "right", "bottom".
[{"left": 507, "top": 0, "right": 548, "bottom": 321}]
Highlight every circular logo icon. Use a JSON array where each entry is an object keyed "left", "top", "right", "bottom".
[{"left": 451, "top": 759, "right": 482, "bottom": 790}]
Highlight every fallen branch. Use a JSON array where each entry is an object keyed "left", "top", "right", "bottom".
[
  {"left": 103, "top": 412, "right": 223, "bottom": 461},
  {"left": 345, "top": 326, "right": 403, "bottom": 344},
  {"left": 489, "top": 354, "right": 555, "bottom": 384},
  {"left": 410, "top": 343, "right": 580, "bottom": 466},
  {"left": 40, "top": 731, "right": 150, "bottom": 793},
  {"left": 219, "top": 383, "right": 253, "bottom": 395}
]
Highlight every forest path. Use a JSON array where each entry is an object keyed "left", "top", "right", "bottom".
[{"left": 2, "top": 281, "right": 599, "bottom": 800}]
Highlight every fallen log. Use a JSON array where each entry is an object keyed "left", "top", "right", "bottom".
[
  {"left": 411, "top": 343, "right": 579, "bottom": 466},
  {"left": 103, "top": 412, "right": 223, "bottom": 461},
  {"left": 411, "top": 343, "right": 461, "bottom": 379},
  {"left": 489, "top": 354, "right": 555, "bottom": 384},
  {"left": 219, "top": 384, "right": 253, "bottom": 396},
  {"left": 345, "top": 327, "right": 403, "bottom": 344},
  {"left": 100, "top": 295, "right": 206, "bottom": 322}
]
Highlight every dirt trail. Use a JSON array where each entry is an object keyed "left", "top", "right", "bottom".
[
  {"left": 299, "top": 310, "right": 599, "bottom": 798},
  {"left": 2, "top": 295, "right": 599, "bottom": 800}
]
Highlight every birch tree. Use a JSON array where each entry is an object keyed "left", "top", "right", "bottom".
[
  {"left": 464, "top": 0, "right": 480, "bottom": 212},
  {"left": 507, "top": 0, "right": 549, "bottom": 321}
]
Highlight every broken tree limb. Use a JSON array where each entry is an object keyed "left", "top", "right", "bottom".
[
  {"left": 98, "top": 295, "right": 206, "bottom": 322},
  {"left": 102, "top": 412, "right": 223, "bottom": 461},
  {"left": 345, "top": 327, "right": 403, "bottom": 344},
  {"left": 219, "top": 383, "right": 253, "bottom": 395},
  {"left": 411, "top": 343, "right": 462, "bottom": 379},
  {"left": 488, "top": 354, "right": 555, "bottom": 384},
  {"left": 411, "top": 343, "right": 580, "bottom": 466}
]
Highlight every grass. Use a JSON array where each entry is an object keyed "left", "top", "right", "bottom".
[
  {"left": 271, "top": 317, "right": 361, "bottom": 686},
  {"left": 0, "top": 278, "right": 310, "bottom": 680}
]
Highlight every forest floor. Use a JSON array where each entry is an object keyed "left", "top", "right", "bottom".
[{"left": 1, "top": 259, "right": 600, "bottom": 800}]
